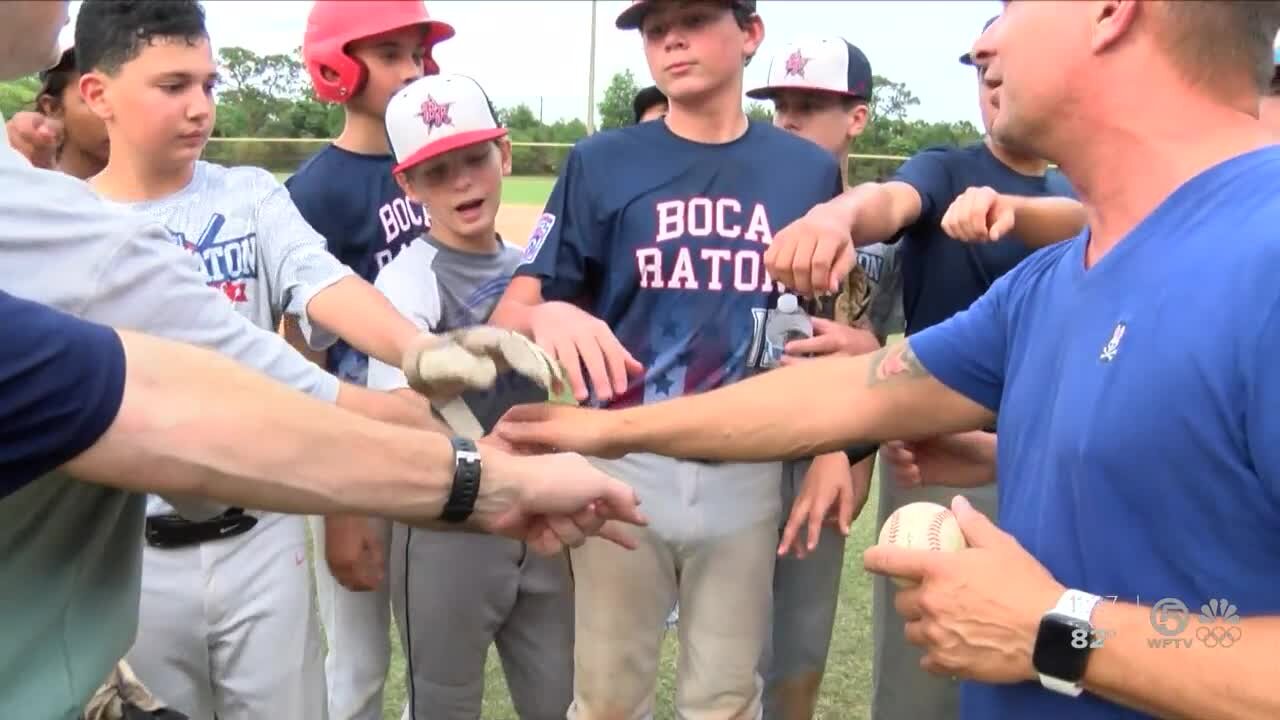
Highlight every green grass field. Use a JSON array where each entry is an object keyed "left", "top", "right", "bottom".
[
  {"left": 374, "top": 479, "right": 882, "bottom": 720},
  {"left": 501, "top": 175, "right": 557, "bottom": 205}
]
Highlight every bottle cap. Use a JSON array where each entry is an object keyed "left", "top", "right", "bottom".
[{"left": 777, "top": 293, "right": 799, "bottom": 313}]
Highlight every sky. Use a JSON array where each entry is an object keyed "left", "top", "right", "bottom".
[{"left": 62, "top": 0, "right": 1002, "bottom": 129}]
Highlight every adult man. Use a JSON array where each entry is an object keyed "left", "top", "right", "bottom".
[
  {"left": 0, "top": 3, "right": 641, "bottom": 717},
  {"left": 498, "top": 2, "right": 1280, "bottom": 719},
  {"left": 0, "top": 287, "right": 642, "bottom": 719}
]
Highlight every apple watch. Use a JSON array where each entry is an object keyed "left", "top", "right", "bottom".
[
  {"left": 1032, "top": 589, "right": 1102, "bottom": 697},
  {"left": 441, "top": 437, "right": 482, "bottom": 523}
]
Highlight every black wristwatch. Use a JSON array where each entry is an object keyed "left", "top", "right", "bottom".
[
  {"left": 1032, "top": 589, "right": 1102, "bottom": 697},
  {"left": 441, "top": 437, "right": 482, "bottom": 523}
]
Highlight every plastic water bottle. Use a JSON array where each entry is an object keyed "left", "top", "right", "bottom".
[{"left": 761, "top": 293, "right": 813, "bottom": 369}]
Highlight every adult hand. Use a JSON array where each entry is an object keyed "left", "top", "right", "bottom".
[
  {"left": 323, "top": 515, "right": 386, "bottom": 592},
  {"left": 881, "top": 431, "right": 996, "bottom": 490},
  {"left": 493, "top": 403, "right": 624, "bottom": 459},
  {"left": 778, "top": 452, "right": 868, "bottom": 558},
  {"left": 764, "top": 201, "right": 859, "bottom": 297},
  {"left": 527, "top": 301, "right": 644, "bottom": 404},
  {"left": 863, "top": 496, "right": 1064, "bottom": 683},
  {"left": 5, "top": 111, "right": 62, "bottom": 170},
  {"left": 941, "top": 186, "right": 1020, "bottom": 243},
  {"left": 475, "top": 446, "right": 646, "bottom": 555},
  {"left": 781, "top": 317, "right": 881, "bottom": 365}
]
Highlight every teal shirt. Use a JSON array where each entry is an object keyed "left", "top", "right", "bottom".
[{"left": 0, "top": 478, "right": 144, "bottom": 719}]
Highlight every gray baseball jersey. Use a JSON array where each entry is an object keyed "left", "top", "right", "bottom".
[
  {"left": 104, "top": 161, "right": 355, "bottom": 517},
  {"left": 0, "top": 125, "right": 339, "bottom": 719},
  {"left": 368, "top": 235, "right": 572, "bottom": 718},
  {"left": 858, "top": 242, "right": 905, "bottom": 341}
]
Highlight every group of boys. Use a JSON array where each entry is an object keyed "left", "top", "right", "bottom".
[{"left": 2, "top": 0, "right": 1098, "bottom": 719}]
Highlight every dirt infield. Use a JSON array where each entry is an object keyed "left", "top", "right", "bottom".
[{"left": 496, "top": 204, "right": 544, "bottom": 247}]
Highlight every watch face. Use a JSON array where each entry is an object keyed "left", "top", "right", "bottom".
[{"left": 1033, "top": 613, "right": 1092, "bottom": 683}]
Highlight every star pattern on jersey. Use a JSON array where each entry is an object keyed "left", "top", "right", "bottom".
[
  {"left": 784, "top": 50, "right": 811, "bottom": 78},
  {"left": 418, "top": 95, "right": 454, "bottom": 131}
]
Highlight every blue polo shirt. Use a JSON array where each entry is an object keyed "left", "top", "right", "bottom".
[
  {"left": 892, "top": 142, "right": 1076, "bottom": 335},
  {"left": 1, "top": 291, "right": 125, "bottom": 497},
  {"left": 911, "top": 145, "right": 1280, "bottom": 719}
]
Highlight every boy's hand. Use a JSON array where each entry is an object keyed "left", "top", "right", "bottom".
[
  {"left": 323, "top": 515, "right": 386, "bottom": 592},
  {"left": 5, "top": 111, "right": 62, "bottom": 170},
  {"left": 781, "top": 317, "right": 880, "bottom": 365},
  {"left": 527, "top": 301, "right": 644, "bottom": 403},
  {"left": 778, "top": 452, "right": 868, "bottom": 558},
  {"left": 881, "top": 432, "right": 997, "bottom": 489},
  {"left": 941, "top": 186, "right": 1021, "bottom": 243}
]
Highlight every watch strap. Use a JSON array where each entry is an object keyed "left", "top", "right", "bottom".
[
  {"left": 1037, "top": 589, "right": 1102, "bottom": 697},
  {"left": 441, "top": 437, "right": 482, "bottom": 523}
]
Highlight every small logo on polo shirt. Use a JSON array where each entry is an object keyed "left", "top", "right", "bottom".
[{"left": 1099, "top": 321, "right": 1126, "bottom": 362}]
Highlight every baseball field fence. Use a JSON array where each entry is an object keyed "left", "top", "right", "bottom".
[{"left": 203, "top": 137, "right": 910, "bottom": 186}]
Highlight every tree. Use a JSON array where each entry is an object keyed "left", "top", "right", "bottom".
[
  {"left": 0, "top": 76, "right": 40, "bottom": 118},
  {"left": 745, "top": 101, "right": 772, "bottom": 123},
  {"left": 597, "top": 69, "right": 640, "bottom": 131}
]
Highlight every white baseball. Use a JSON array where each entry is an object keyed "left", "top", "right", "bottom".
[{"left": 877, "top": 501, "right": 968, "bottom": 587}]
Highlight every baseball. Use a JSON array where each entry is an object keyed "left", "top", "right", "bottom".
[{"left": 877, "top": 501, "right": 968, "bottom": 587}]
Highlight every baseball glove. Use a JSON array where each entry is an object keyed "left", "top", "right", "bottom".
[
  {"left": 83, "top": 660, "right": 187, "bottom": 720},
  {"left": 402, "top": 327, "right": 572, "bottom": 439}
]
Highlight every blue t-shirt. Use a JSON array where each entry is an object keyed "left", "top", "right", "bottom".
[
  {"left": 1, "top": 291, "right": 126, "bottom": 498},
  {"left": 892, "top": 142, "right": 1076, "bottom": 335},
  {"left": 515, "top": 120, "right": 843, "bottom": 408},
  {"left": 286, "top": 145, "right": 428, "bottom": 383},
  {"left": 911, "top": 146, "right": 1280, "bottom": 720}
]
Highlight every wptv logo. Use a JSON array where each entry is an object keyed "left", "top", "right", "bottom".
[{"left": 1148, "top": 597, "right": 1242, "bottom": 649}]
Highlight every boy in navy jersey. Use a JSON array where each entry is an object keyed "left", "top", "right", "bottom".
[
  {"left": 490, "top": 1, "right": 844, "bottom": 716},
  {"left": 285, "top": 3, "right": 453, "bottom": 719}
]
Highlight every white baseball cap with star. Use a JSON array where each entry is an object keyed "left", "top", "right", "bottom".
[
  {"left": 747, "top": 36, "right": 873, "bottom": 101},
  {"left": 386, "top": 73, "right": 507, "bottom": 175}
]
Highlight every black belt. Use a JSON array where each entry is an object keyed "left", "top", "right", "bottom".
[{"left": 144, "top": 508, "right": 258, "bottom": 549}]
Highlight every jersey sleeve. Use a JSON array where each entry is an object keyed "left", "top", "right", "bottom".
[
  {"left": 254, "top": 181, "right": 356, "bottom": 350},
  {"left": 0, "top": 291, "right": 125, "bottom": 498},
  {"left": 91, "top": 219, "right": 341, "bottom": 404},
  {"left": 366, "top": 260, "right": 443, "bottom": 393},
  {"left": 906, "top": 263, "right": 1013, "bottom": 413},
  {"left": 513, "top": 146, "right": 601, "bottom": 302},
  {"left": 889, "top": 147, "right": 956, "bottom": 234}
]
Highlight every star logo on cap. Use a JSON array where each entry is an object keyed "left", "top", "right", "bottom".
[
  {"left": 784, "top": 49, "right": 810, "bottom": 78},
  {"left": 417, "top": 95, "right": 454, "bottom": 131}
]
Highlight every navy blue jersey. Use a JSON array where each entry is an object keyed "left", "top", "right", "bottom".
[
  {"left": 516, "top": 120, "right": 843, "bottom": 408},
  {"left": 1, "top": 291, "right": 125, "bottom": 498},
  {"left": 286, "top": 145, "right": 428, "bottom": 383},
  {"left": 890, "top": 142, "right": 1076, "bottom": 335}
]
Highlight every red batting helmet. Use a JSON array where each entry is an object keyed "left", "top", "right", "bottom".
[{"left": 303, "top": 0, "right": 455, "bottom": 104}]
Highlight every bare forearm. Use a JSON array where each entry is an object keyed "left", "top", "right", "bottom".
[
  {"left": 65, "top": 331, "right": 457, "bottom": 524},
  {"left": 612, "top": 341, "right": 992, "bottom": 462},
  {"left": 336, "top": 382, "right": 442, "bottom": 430},
  {"left": 489, "top": 296, "right": 537, "bottom": 337},
  {"left": 1084, "top": 603, "right": 1280, "bottom": 719},
  {"left": 1010, "top": 196, "right": 1087, "bottom": 249},
  {"left": 281, "top": 313, "right": 328, "bottom": 367},
  {"left": 835, "top": 182, "right": 920, "bottom": 248},
  {"left": 306, "top": 275, "right": 422, "bottom": 368}
]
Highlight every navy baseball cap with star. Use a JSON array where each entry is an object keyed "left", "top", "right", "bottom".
[
  {"left": 616, "top": 0, "right": 757, "bottom": 30},
  {"left": 747, "top": 36, "right": 873, "bottom": 101},
  {"left": 960, "top": 15, "right": 1000, "bottom": 66}
]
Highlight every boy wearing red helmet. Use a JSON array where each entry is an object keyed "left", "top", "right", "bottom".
[{"left": 285, "top": 3, "right": 453, "bottom": 720}]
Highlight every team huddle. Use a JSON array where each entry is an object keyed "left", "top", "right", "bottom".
[{"left": 3, "top": 0, "right": 1280, "bottom": 719}]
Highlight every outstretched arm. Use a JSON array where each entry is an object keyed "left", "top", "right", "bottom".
[{"left": 500, "top": 340, "right": 994, "bottom": 463}]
